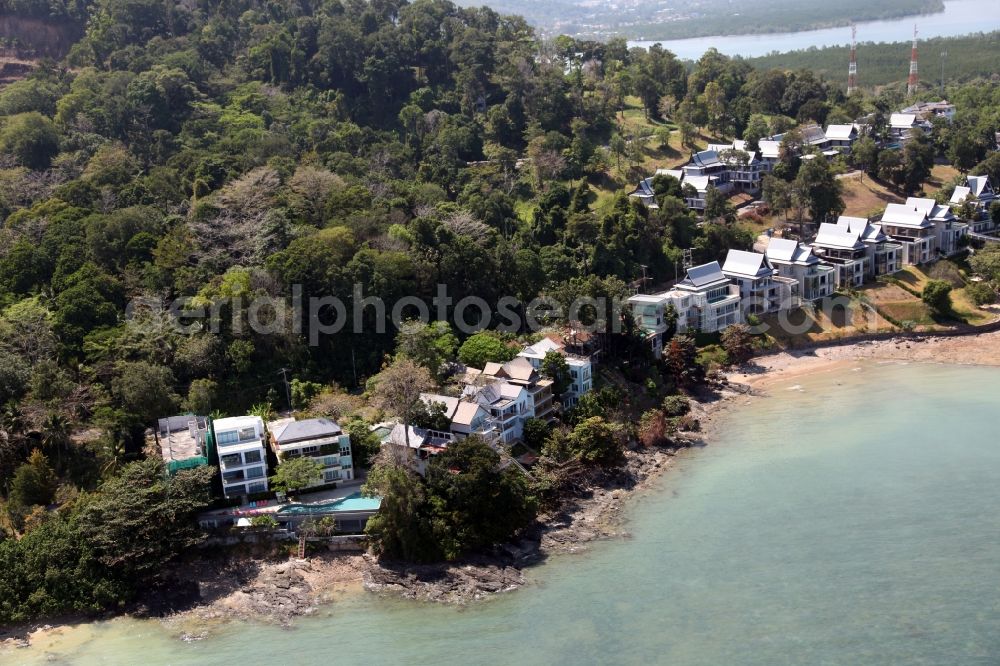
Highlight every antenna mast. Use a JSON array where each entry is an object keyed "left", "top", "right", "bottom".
[
  {"left": 907, "top": 25, "right": 919, "bottom": 96},
  {"left": 847, "top": 25, "right": 858, "bottom": 95}
]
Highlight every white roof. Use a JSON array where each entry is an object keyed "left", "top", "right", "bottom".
[
  {"left": 890, "top": 113, "right": 918, "bottom": 129},
  {"left": 950, "top": 185, "right": 972, "bottom": 204},
  {"left": 968, "top": 175, "right": 991, "bottom": 198},
  {"left": 835, "top": 216, "right": 886, "bottom": 243},
  {"left": 881, "top": 203, "right": 932, "bottom": 229},
  {"left": 766, "top": 238, "right": 817, "bottom": 265},
  {"left": 684, "top": 261, "right": 727, "bottom": 287},
  {"left": 520, "top": 337, "right": 562, "bottom": 359},
  {"left": 685, "top": 175, "right": 711, "bottom": 193},
  {"left": 758, "top": 140, "right": 781, "bottom": 159},
  {"left": 814, "top": 223, "right": 865, "bottom": 250},
  {"left": 825, "top": 124, "right": 857, "bottom": 140},
  {"left": 905, "top": 197, "right": 953, "bottom": 221},
  {"left": 722, "top": 250, "right": 772, "bottom": 278},
  {"left": 213, "top": 415, "right": 263, "bottom": 432}
]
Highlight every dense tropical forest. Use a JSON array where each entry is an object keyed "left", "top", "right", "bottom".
[{"left": 0, "top": 0, "right": 999, "bottom": 625}]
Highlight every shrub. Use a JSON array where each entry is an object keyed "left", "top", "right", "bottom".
[{"left": 965, "top": 282, "right": 995, "bottom": 306}]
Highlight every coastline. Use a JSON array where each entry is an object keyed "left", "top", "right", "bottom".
[{"left": 6, "top": 328, "right": 1000, "bottom": 649}]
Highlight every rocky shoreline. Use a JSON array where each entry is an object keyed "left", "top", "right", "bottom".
[{"left": 0, "top": 388, "right": 741, "bottom": 649}]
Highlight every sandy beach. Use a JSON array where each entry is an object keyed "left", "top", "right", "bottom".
[{"left": 727, "top": 330, "right": 1000, "bottom": 390}]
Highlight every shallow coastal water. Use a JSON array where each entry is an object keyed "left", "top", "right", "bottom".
[{"left": 8, "top": 361, "right": 1000, "bottom": 665}]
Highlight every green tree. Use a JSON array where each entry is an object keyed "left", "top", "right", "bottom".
[
  {"left": 540, "top": 350, "right": 571, "bottom": 400},
  {"left": 8, "top": 449, "right": 58, "bottom": 512},
  {"left": 271, "top": 457, "right": 324, "bottom": 493},
  {"left": 363, "top": 461, "right": 437, "bottom": 562},
  {"left": 921, "top": 280, "right": 953, "bottom": 316},
  {"left": 74, "top": 460, "right": 215, "bottom": 582},
  {"left": 457, "top": 332, "right": 516, "bottom": 368},
  {"left": 367, "top": 358, "right": 436, "bottom": 447},
  {"left": 0, "top": 112, "right": 59, "bottom": 169},
  {"left": 567, "top": 417, "right": 622, "bottom": 466},
  {"left": 395, "top": 320, "right": 459, "bottom": 376},
  {"left": 424, "top": 436, "right": 536, "bottom": 560}
]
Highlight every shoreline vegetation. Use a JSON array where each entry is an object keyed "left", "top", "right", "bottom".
[{"left": 7, "top": 329, "right": 1000, "bottom": 652}]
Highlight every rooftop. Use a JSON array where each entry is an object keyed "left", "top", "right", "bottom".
[
  {"left": 270, "top": 417, "right": 342, "bottom": 445},
  {"left": 766, "top": 238, "right": 818, "bottom": 265},
  {"left": 155, "top": 414, "right": 208, "bottom": 463},
  {"left": 722, "top": 249, "right": 774, "bottom": 279}
]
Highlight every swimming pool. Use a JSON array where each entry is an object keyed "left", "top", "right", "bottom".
[{"left": 277, "top": 492, "right": 382, "bottom": 515}]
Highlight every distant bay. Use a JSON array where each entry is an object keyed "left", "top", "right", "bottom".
[{"left": 628, "top": 0, "right": 1000, "bottom": 59}]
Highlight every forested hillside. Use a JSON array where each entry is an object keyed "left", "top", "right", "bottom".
[
  {"left": 0, "top": 0, "right": 999, "bottom": 624},
  {"left": 748, "top": 32, "right": 1000, "bottom": 88}
]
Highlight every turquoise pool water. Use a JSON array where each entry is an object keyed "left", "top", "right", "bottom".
[{"left": 277, "top": 492, "right": 381, "bottom": 515}]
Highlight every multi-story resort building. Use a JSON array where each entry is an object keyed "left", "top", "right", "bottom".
[
  {"left": 628, "top": 260, "right": 743, "bottom": 358},
  {"left": 721, "top": 249, "right": 801, "bottom": 314},
  {"left": 213, "top": 415, "right": 269, "bottom": 499},
  {"left": 906, "top": 197, "right": 968, "bottom": 257},
  {"left": 950, "top": 175, "right": 996, "bottom": 233},
  {"left": 517, "top": 336, "right": 593, "bottom": 408},
  {"left": 764, "top": 238, "right": 836, "bottom": 301},
  {"left": 811, "top": 222, "right": 872, "bottom": 288},
  {"left": 268, "top": 417, "right": 354, "bottom": 488}
]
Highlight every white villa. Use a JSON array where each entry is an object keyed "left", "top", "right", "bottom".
[
  {"left": 518, "top": 336, "right": 593, "bottom": 408},
  {"left": 213, "top": 415, "right": 269, "bottom": 499},
  {"left": 764, "top": 238, "right": 836, "bottom": 301},
  {"left": 950, "top": 175, "right": 996, "bottom": 233},
  {"left": 721, "top": 249, "right": 800, "bottom": 314},
  {"left": 823, "top": 124, "right": 860, "bottom": 153},
  {"left": 268, "top": 417, "right": 354, "bottom": 488},
  {"left": 628, "top": 260, "right": 742, "bottom": 358},
  {"left": 906, "top": 197, "right": 968, "bottom": 257}
]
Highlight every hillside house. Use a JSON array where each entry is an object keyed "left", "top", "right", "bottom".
[
  {"left": 517, "top": 338, "right": 593, "bottom": 408},
  {"left": 721, "top": 250, "right": 800, "bottom": 314},
  {"left": 269, "top": 417, "right": 354, "bottom": 488},
  {"left": 764, "top": 238, "right": 836, "bottom": 301},
  {"left": 834, "top": 216, "right": 901, "bottom": 278},
  {"left": 811, "top": 223, "right": 869, "bottom": 287},
  {"left": 905, "top": 197, "right": 968, "bottom": 257},
  {"left": 950, "top": 175, "right": 996, "bottom": 233},
  {"left": 154, "top": 414, "right": 211, "bottom": 475},
  {"left": 628, "top": 261, "right": 742, "bottom": 358},
  {"left": 213, "top": 415, "right": 269, "bottom": 499},
  {"left": 880, "top": 203, "right": 937, "bottom": 265}
]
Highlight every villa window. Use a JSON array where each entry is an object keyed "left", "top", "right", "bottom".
[
  {"left": 245, "top": 466, "right": 264, "bottom": 479},
  {"left": 247, "top": 482, "right": 266, "bottom": 494},
  {"left": 243, "top": 450, "right": 262, "bottom": 464},
  {"left": 238, "top": 427, "right": 256, "bottom": 441},
  {"left": 216, "top": 430, "right": 239, "bottom": 445},
  {"left": 221, "top": 453, "right": 241, "bottom": 467},
  {"left": 340, "top": 443, "right": 351, "bottom": 455},
  {"left": 324, "top": 470, "right": 340, "bottom": 482},
  {"left": 226, "top": 483, "right": 245, "bottom": 495}
]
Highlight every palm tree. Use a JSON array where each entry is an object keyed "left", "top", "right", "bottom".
[{"left": 40, "top": 413, "right": 71, "bottom": 471}]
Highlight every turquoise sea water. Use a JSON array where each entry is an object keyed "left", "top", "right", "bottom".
[{"left": 8, "top": 361, "right": 1000, "bottom": 665}]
